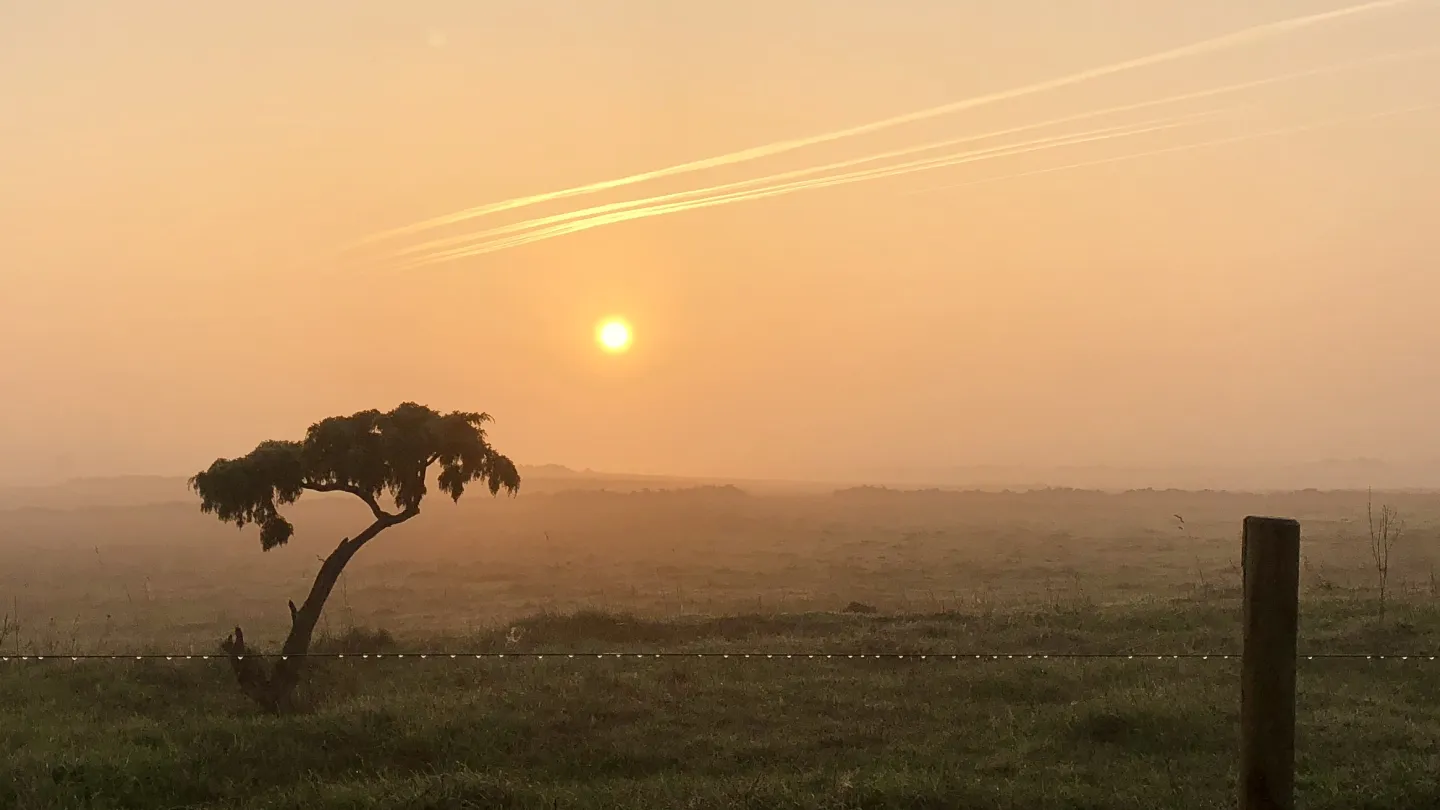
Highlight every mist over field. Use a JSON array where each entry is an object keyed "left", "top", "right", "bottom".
[{"left": 1, "top": 466, "right": 1437, "bottom": 650}]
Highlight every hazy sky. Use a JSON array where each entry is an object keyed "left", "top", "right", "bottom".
[{"left": 3, "top": 0, "right": 1439, "bottom": 485}]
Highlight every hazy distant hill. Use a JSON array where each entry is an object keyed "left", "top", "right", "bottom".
[
  {"left": 0, "top": 466, "right": 807, "bottom": 512},
  {"left": 8, "top": 458, "right": 1432, "bottom": 513},
  {"left": 875, "top": 458, "right": 1440, "bottom": 492},
  {"left": 0, "top": 476, "right": 195, "bottom": 511}
]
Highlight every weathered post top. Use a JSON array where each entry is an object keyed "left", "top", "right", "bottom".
[
  {"left": 1243, "top": 516, "right": 1300, "bottom": 528},
  {"left": 1240, "top": 516, "right": 1301, "bottom": 581}
]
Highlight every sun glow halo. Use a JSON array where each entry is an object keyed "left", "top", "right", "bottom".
[{"left": 596, "top": 318, "right": 632, "bottom": 353}]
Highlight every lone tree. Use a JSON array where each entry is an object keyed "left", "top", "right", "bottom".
[{"left": 190, "top": 402, "right": 520, "bottom": 712}]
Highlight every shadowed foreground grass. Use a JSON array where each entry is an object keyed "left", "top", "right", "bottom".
[{"left": 3, "top": 596, "right": 1439, "bottom": 809}]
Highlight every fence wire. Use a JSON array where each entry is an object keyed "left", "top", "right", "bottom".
[{"left": 2, "top": 651, "right": 1436, "bottom": 662}]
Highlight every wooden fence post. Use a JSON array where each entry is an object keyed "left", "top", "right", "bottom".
[{"left": 1239, "top": 516, "right": 1301, "bottom": 810}]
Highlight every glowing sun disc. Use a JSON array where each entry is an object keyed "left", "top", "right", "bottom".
[{"left": 596, "top": 318, "right": 632, "bottom": 352}]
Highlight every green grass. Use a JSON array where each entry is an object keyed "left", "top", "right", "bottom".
[{"left": 4, "top": 595, "right": 1439, "bottom": 809}]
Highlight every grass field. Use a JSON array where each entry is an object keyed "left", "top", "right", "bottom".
[{"left": 2, "top": 479, "right": 1438, "bottom": 808}]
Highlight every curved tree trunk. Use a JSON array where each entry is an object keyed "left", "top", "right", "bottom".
[{"left": 221, "top": 512, "right": 412, "bottom": 713}]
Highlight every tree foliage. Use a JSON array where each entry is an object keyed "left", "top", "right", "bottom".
[{"left": 190, "top": 402, "right": 520, "bottom": 550}]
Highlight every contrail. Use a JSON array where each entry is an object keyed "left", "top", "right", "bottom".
[
  {"left": 384, "top": 45, "right": 1440, "bottom": 264},
  {"left": 398, "top": 102, "right": 1435, "bottom": 266},
  {"left": 388, "top": 112, "right": 1219, "bottom": 262},
  {"left": 395, "top": 112, "right": 1229, "bottom": 268},
  {"left": 348, "top": 0, "right": 1423, "bottom": 250},
  {"left": 906, "top": 102, "right": 1438, "bottom": 196}
]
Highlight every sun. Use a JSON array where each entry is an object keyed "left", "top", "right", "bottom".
[{"left": 596, "top": 318, "right": 633, "bottom": 353}]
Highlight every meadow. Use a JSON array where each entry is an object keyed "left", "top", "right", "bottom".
[{"left": 1, "top": 474, "right": 1438, "bottom": 808}]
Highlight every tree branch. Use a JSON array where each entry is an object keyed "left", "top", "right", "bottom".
[
  {"left": 333, "top": 505, "right": 420, "bottom": 558},
  {"left": 302, "top": 481, "right": 393, "bottom": 521}
]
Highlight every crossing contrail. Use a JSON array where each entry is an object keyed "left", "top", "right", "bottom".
[
  {"left": 384, "top": 45, "right": 1439, "bottom": 265},
  {"left": 348, "top": 0, "right": 1424, "bottom": 251},
  {"left": 905, "top": 102, "right": 1438, "bottom": 197},
  {"left": 394, "top": 112, "right": 1230, "bottom": 268},
  {"left": 386, "top": 112, "right": 1221, "bottom": 262},
  {"left": 396, "top": 102, "right": 1435, "bottom": 267}
]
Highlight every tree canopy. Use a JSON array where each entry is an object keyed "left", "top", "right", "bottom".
[{"left": 190, "top": 402, "right": 520, "bottom": 550}]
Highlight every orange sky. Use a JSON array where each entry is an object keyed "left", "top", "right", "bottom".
[{"left": 2, "top": 0, "right": 1439, "bottom": 485}]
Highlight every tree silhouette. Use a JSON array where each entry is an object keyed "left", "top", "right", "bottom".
[{"left": 190, "top": 402, "right": 520, "bottom": 712}]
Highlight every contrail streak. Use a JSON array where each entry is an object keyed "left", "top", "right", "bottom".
[
  {"left": 349, "top": 0, "right": 1423, "bottom": 250},
  {"left": 398, "top": 103, "right": 1435, "bottom": 266},
  {"left": 395, "top": 112, "right": 1229, "bottom": 268},
  {"left": 385, "top": 45, "right": 1439, "bottom": 264},
  {"left": 906, "top": 102, "right": 1438, "bottom": 196},
  {"left": 388, "top": 112, "right": 1217, "bottom": 262}
]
